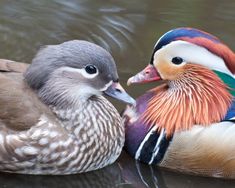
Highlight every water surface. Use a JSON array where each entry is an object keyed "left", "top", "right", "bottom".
[{"left": 0, "top": 0, "right": 235, "bottom": 187}]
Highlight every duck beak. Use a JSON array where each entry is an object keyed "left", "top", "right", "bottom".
[
  {"left": 127, "top": 64, "right": 161, "bottom": 86},
  {"left": 104, "top": 82, "right": 136, "bottom": 105}
]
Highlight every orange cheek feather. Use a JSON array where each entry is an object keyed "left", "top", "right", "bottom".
[
  {"left": 141, "top": 64, "right": 232, "bottom": 137},
  {"left": 155, "top": 60, "right": 184, "bottom": 80}
]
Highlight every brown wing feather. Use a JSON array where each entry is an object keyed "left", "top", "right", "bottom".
[
  {"left": 0, "top": 59, "right": 29, "bottom": 73},
  {"left": 0, "top": 60, "right": 53, "bottom": 131}
]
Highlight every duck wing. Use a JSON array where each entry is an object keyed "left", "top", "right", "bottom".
[
  {"left": 0, "top": 59, "right": 29, "bottom": 73},
  {"left": 0, "top": 59, "right": 54, "bottom": 131}
]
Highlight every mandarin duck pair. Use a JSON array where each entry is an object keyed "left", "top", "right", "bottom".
[{"left": 0, "top": 28, "right": 234, "bottom": 178}]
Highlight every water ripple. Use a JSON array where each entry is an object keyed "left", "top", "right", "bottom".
[{"left": 0, "top": 0, "right": 146, "bottom": 62}]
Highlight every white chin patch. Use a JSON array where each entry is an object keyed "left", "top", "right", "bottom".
[
  {"left": 100, "top": 80, "right": 113, "bottom": 91},
  {"left": 71, "top": 85, "right": 101, "bottom": 101}
]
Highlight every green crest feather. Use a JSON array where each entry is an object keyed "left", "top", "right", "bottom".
[{"left": 214, "top": 70, "right": 235, "bottom": 96}]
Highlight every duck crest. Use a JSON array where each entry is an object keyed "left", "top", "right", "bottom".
[{"left": 142, "top": 64, "right": 233, "bottom": 136}]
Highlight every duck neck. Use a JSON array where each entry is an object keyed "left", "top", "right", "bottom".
[
  {"left": 50, "top": 94, "right": 103, "bottom": 122},
  {"left": 143, "top": 65, "right": 233, "bottom": 136},
  {"left": 37, "top": 75, "right": 102, "bottom": 117},
  {"left": 50, "top": 94, "right": 121, "bottom": 144}
]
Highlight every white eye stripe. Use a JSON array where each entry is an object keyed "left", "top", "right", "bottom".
[{"left": 59, "top": 66, "right": 99, "bottom": 79}]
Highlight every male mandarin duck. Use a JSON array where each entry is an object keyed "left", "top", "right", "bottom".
[
  {"left": 123, "top": 27, "right": 235, "bottom": 178},
  {"left": 0, "top": 40, "right": 135, "bottom": 174}
]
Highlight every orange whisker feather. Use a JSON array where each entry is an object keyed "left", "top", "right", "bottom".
[{"left": 142, "top": 64, "right": 232, "bottom": 136}]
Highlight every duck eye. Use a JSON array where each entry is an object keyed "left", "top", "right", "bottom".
[
  {"left": 85, "top": 65, "right": 97, "bottom": 74},
  {"left": 171, "top": 57, "right": 183, "bottom": 65}
]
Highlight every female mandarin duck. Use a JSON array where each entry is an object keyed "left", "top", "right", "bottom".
[
  {"left": 123, "top": 27, "right": 235, "bottom": 178},
  {"left": 0, "top": 40, "right": 135, "bottom": 174}
]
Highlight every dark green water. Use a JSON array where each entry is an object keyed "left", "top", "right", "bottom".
[{"left": 0, "top": 0, "right": 234, "bottom": 187}]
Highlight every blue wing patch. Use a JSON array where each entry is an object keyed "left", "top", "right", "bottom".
[{"left": 224, "top": 100, "right": 235, "bottom": 120}]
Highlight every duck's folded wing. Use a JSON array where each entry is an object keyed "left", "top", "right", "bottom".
[
  {"left": 0, "top": 71, "right": 53, "bottom": 131},
  {"left": 0, "top": 59, "right": 55, "bottom": 130},
  {"left": 0, "top": 62, "right": 58, "bottom": 163},
  {"left": 0, "top": 59, "right": 29, "bottom": 73}
]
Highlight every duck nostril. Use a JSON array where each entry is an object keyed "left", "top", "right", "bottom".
[
  {"left": 145, "top": 70, "right": 150, "bottom": 74},
  {"left": 116, "top": 88, "right": 121, "bottom": 93}
]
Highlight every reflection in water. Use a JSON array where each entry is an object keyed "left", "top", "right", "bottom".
[
  {"left": 120, "top": 152, "right": 235, "bottom": 188},
  {"left": 0, "top": 161, "right": 125, "bottom": 188},
  {"left": 0, "top": 0, "right": 234, "bottom": 187},
  {"left": 2, "top": 151, "right": 235, "bottom": 188}
]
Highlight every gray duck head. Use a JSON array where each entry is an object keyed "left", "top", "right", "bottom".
[{"left": 24, "top": 40, "right": 135, "bottom": 108}]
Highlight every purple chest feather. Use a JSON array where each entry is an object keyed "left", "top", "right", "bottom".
[{"left": 123, "top": 91, "right": 171, "bottom": 164}]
